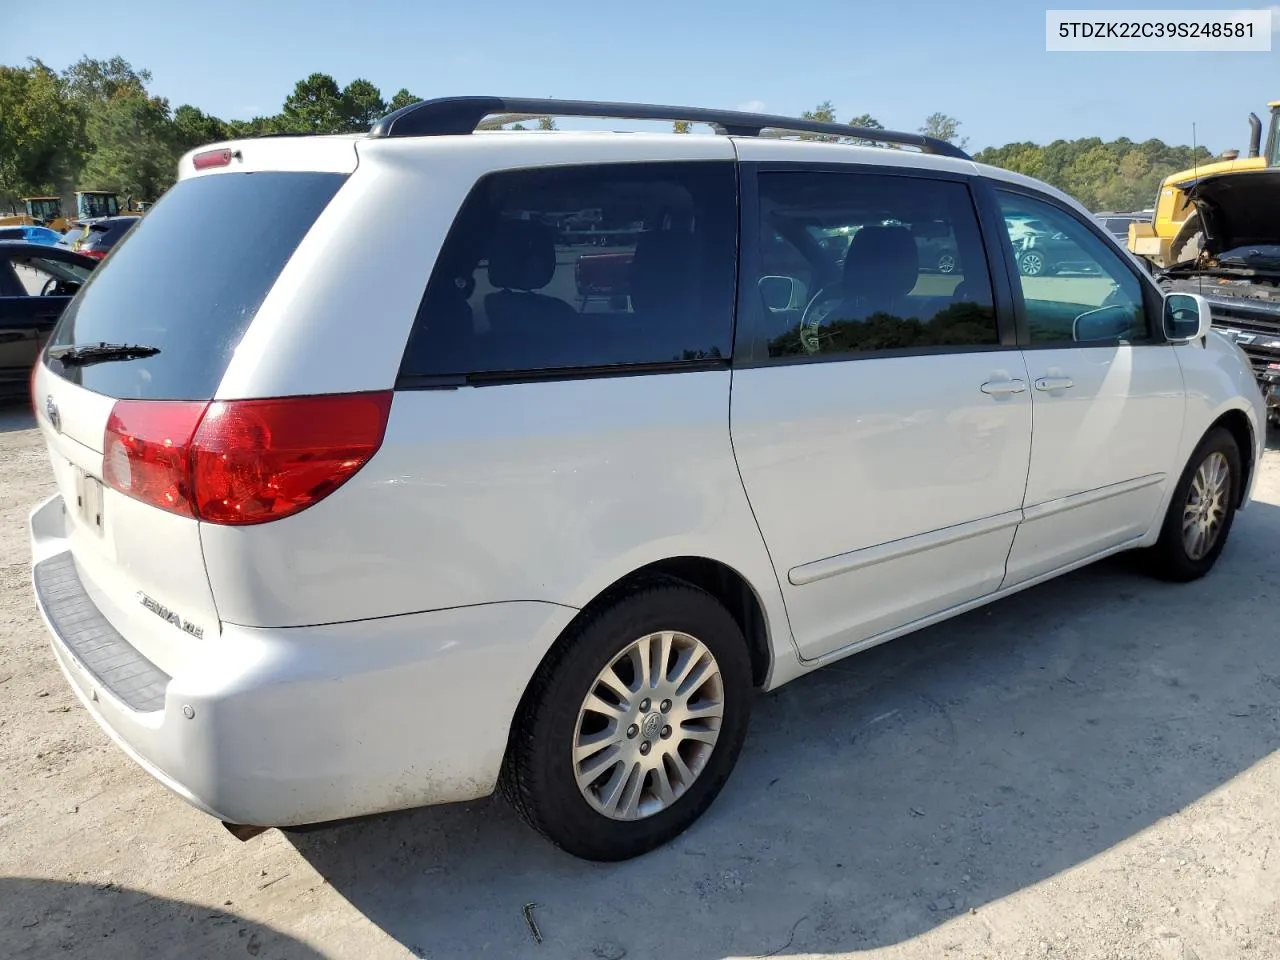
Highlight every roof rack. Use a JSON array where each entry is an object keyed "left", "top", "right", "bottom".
[{"left": 367, "top": 96, "right": 971, "bottom": 159}]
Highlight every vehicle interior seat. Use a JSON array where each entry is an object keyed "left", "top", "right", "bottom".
[
  {"left": 483, "top": 219, "right": 578, "bottom": 334},
  {"left": 835, "top": 224, "right": 920, "bottom": 321},
  {"left": 629, "top": 229, "right": 698, "bottom": 360}
]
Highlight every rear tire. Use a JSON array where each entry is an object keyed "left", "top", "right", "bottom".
[
  {"left": 1144, "top": 427, "right": 1241, "bottom": 582},
  {"left": 501, "top": 580, "right": 753, "bottom": 861}
]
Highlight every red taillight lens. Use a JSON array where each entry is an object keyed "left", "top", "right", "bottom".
[
  {"left": 103, "top": 401, "right": 207, "bottom": 518},
  {"left": 193, "top": 148, "right": 235, "bottom": 170},
  {"left": 103, "top": 392, "right": 392, "bottom": 525}
]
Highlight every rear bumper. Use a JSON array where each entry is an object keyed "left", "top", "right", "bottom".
[{"left": 29, "top": 493, "right": 578, "bottom": 826}]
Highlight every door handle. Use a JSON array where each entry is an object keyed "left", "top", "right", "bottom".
[
  {"left": 1034, "top": 376, "right": 1075, "bottom": 392},
  {"left": 980, "top": 378, "right": 1027, "bottom": 396}
]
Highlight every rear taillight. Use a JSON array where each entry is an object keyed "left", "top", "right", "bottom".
[
  {"left": 103, "top": 401, "right": 206, "bottom": 517},
  {"left": 80, "top": 248, "right": 107, "bottom": 260},
  {"left": 103, "top": 392, "right": 392, "bottom": 525}
]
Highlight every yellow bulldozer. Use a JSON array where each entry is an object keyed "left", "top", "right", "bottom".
[
  {"left": 0, "top": 197, "right": 71, "bottom": 232},
  {"left": 1129, "top": 101, "right": 1280, "bottom": 267}
]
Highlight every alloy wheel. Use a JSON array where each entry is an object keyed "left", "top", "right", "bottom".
[
  {"left": 573, "top": 630, "right": 724, "bottom": 821},
  {"left": 1182, "top": 451, "right": 1230, "bottom": 561}
]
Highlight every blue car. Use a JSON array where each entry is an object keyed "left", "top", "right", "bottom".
[{"left": 0, "top": 225, "right": 61, "bottom": 246}]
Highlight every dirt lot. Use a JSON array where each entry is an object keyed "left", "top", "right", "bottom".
[{"left": 2, "top": 404, "right": 1278, "bottom": 960}]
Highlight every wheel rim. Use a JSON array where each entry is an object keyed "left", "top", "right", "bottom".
[
  {"left": 573, "top": 630, "right": 724, "bottom": 821},
  {"left": 1182, "top": 451, "right": 1230, "bottom": 561},
  {"left": 938, "top": 254, "right": 956, "bottom": 274},
  {"left": 1021, "top": 252, "right": 1043, "bottom": 275}
]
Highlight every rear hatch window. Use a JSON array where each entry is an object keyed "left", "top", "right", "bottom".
[{"left": 44, "top": 171, "right": 346, "bottom": 400}]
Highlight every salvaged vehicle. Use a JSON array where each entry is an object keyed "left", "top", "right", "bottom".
[
  {"left": 1130, "top": 102, "right": 1279, "bottom": 267},
  {"left": 28, "top": 96, "right": 1267, "bottom": 862},
  {"left": 1159, "top": 169, "right": 1280, "bottom": 426}
]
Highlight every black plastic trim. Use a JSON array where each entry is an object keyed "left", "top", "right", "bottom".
[
  {"left": 395, "top": 358, "right": 730, "bottom": 390},
  {"left": 34, "top": 551, "right": 171, "bottom": 713},
  {"left": 368, "top": 96, "right": 971, "bottom": 159}
]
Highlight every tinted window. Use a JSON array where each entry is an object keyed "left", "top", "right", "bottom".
[
  {"left": 996, "top": 192, "right": 1148, "bottom": 344},
  {"left": 749, "top": 171, "right": 998, "bottom": 359},
  {"left": 8, "top": 254, "right": 92, "bottom": 295},
  {"left": 47, "top": 172, "right": 345, "bottom": 399},
  {"left": 400, "top": 161, "right": 736, "bottom": 379},
  {"left": 0, "top": 228, "right": 23, "bottom": 241}
]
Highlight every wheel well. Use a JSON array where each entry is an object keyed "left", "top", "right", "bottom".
[
  {"left": 1211, "top": 409, "right": 1255, "bottom": 506},
  {"left": 564, "top": 558, "right": 773, "bottom": 689}
]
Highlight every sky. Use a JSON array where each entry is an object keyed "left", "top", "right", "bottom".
[{"left": 4, "top": 0, "right": 1279, "bottom": 153}]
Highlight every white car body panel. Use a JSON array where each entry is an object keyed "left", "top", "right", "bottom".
[
  {"left": 729, "top": 353, "right": 1033, "bottom": 662},
  {"left": 1005, "top": 343, "right": 1186, "bottom": 585},
  {"left": 26, "top": 123, "right": 1268, "bottom": 832},
  {"left": 200, "top": 372, "right": 790, "bottom": 657}
]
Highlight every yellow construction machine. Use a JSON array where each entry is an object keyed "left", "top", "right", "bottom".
[{"left": 1129, "top": 102, "right": 1279, "bottom": 267}]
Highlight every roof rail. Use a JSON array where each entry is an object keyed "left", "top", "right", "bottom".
[{"left": 367, "top": 96, "right": 971, "bottom": 159}]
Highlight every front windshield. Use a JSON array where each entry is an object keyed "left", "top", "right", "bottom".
[
  {"left": 79, "top": 194, "right": 119, "bottom": 219},
  {"left": 28, "top": 199, "right": 61, "bottom": 221}
]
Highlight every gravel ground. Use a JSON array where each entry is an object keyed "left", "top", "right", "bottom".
[{"left": 1, "top": 403, "right": 1278, "bottom": 960}]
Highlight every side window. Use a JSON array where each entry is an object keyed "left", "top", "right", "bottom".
[
  {"left": 400, "top": 161, "right": 737, "bottom": 378},
  {"left": 995, "top": 192, "right": 1149, "bottom": 344},
  {"left": 11, "top": 256, "right": 90, "bottom": 297},
  {"left": 750, "top": 171, "right": 999, "bottom": 360}
]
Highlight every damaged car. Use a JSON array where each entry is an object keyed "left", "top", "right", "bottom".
[{"left": 1159, "top": 169, "right": 1280, "bottom": 425}]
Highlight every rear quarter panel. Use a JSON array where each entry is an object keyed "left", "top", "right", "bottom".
[{"left": 198, "top": 372, "right": 797, "bottom": 678}]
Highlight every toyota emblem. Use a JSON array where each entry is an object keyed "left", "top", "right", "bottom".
[{"left": 45, "top": 395, "right": 61, "bottom": 433}]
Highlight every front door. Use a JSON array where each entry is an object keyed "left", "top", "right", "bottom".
[
  {"left": 989, "top": 189, "right": 1186, "bottom": 586},
  {"left": 729, "top": 163, "right": 1032, "bottom": 662}
]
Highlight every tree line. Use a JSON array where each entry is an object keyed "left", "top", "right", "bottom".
[{"left": 1, "top": 58, "right": 1215, "bottom": 215}]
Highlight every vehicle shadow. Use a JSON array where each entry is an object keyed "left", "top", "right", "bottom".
[
  {"left": 0, "top": 877, "right": 324, "bottom": 960},
  {"left": 0, "top": 402, "right": 35, "bottom": 434},
  {"left": 288, "top": 500, "right": 1280, "bottom": 960}
]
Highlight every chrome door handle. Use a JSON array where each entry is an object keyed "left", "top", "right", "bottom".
[
  {"left": 1034, "top": 376, "right": 1075, "bottom": 391},
  {"left": 981, "top": 378, "right": 1027, "bottom": 396}
]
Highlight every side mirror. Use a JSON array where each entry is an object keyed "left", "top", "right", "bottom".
[
  {"left": 759, "top": 275, "right": 797, "bottom": 312},
  {"left": 1163, "top": 292, "right": 1212, "bottom": 343}
]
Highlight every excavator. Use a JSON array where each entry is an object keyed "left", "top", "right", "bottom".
[{"left": 1128, "top": 101, "right": 1280, "bottom": 268}]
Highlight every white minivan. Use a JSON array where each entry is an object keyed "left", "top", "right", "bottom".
[{"left": 29, "top": 98, "right": 1266, "bottom": 861}]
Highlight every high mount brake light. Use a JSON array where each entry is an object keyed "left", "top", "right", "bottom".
[
  {"left": 192, "top": 148, "right": 237, "bottom": 171},
  {"left": 103, "top": 392, "right": 393, "bottom": 525}
]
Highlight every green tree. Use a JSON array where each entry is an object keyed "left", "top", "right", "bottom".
[
  {"left": 80, "top": 92, "right": 179, "bottom": 200},
  {"left": 0, "top": 60, "right": 82, "bottom": 206},
  {"left": 798, "top": 100, "right": 839, "bottom": 141},
  {"left": 280, "top": 73, "right": 344, "bottom": 133},
  {"left": 973, "top": 136, "right": 1213, "bottom": 211},
  {"left": 673, "top": 119, "right": 692, "bottom": 134},
  {"left": 62, "top": 55, "right": 150, "bottom": 105},
  {"left": 387, "top": 88, "right": 419, "bottom": 112},
  {"left": 538, "top": 116, "right": 558, "bottom": 131},
  {"left": 920, "top": 112, "right": 968, "bottom": 150},
  {"left": 172, "top": 104, "right": 231, "bottom": 152},
  {"left": 846, "top": 112, "right": 886, "bottom": 146},
  {"left": 339, "top": 78, "right": 386, "bottom": 131}
]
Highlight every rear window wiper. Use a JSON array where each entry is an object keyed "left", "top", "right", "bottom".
[{"left": 48, "top": 342, "right": 161, "bottom": 366}]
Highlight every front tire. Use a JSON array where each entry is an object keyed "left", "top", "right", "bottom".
[
  {"left": 1145, "top": 427, "right": 1241, "bottom": 582},
  {"left": 501, "top": 580, "right": 753, "bottom": 861}
]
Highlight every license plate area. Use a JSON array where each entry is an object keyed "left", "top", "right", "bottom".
[{"left": 73, "top": 468, "right": 106, "bottom": 538}]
